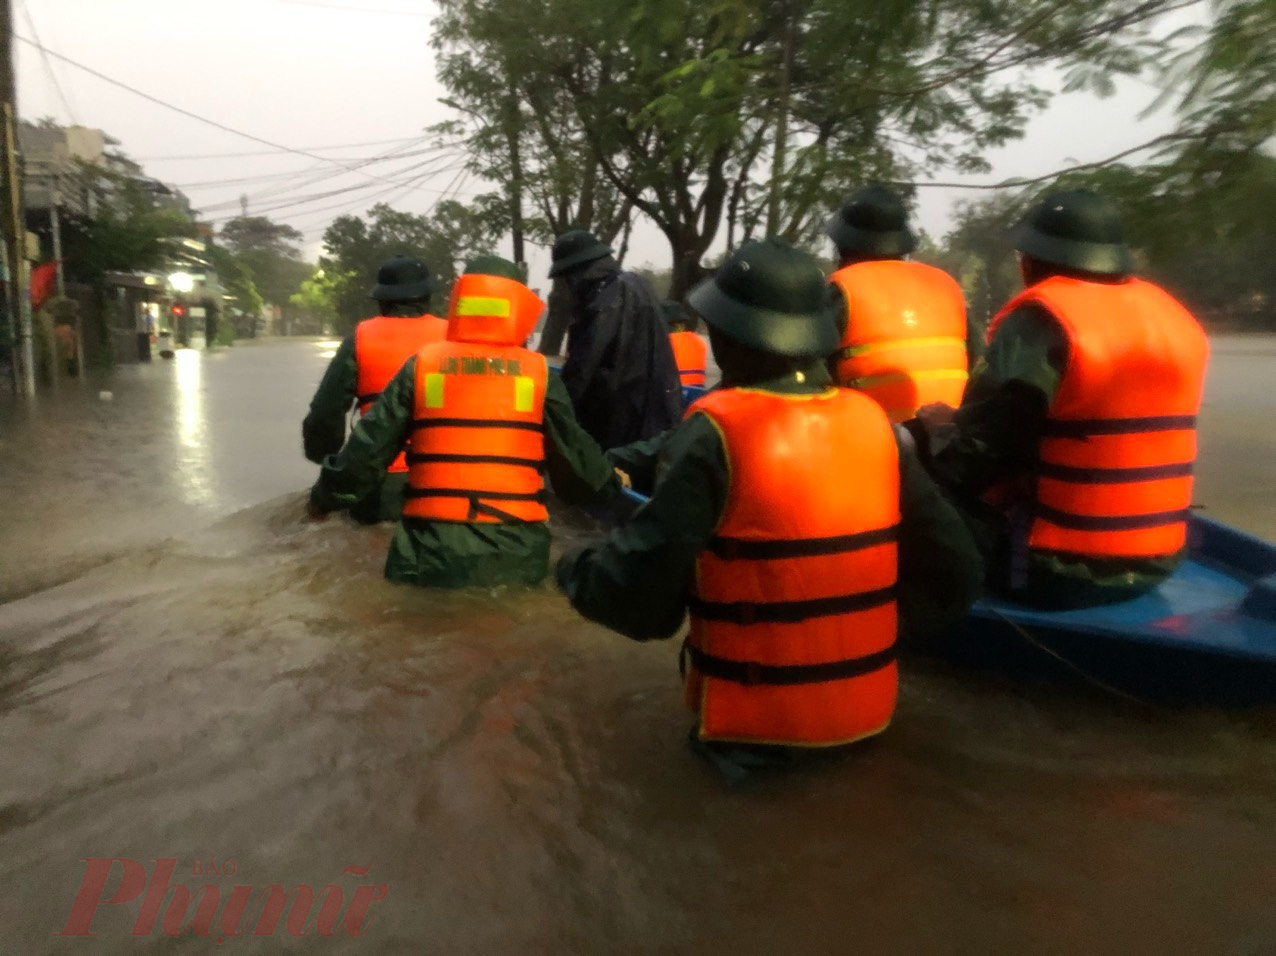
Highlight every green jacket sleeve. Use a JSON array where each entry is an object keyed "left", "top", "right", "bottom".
[
  {"left": 556, "top": 413, "right": 727, "bottom": 641},
  {"left": 604, "top": 428, "right": 675, "bottom": 495},
  {"left": 302, "top": 334, "right": 357, "bottom": 464},
  {"left": 309, "top": 355, "right": 415, "bottom": 512},
  {"left": 895, "top": 437, "right": 984, "bottom": 642},
  {"left": 543, "top": 374, "right": 622, "bottom": 507},
  {"left": 927, "top": 305, "right": 1065, "bottom": 499}
]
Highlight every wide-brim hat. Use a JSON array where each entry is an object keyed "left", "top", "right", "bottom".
[
  {"left": 1010, "top": 188, "right": 1134, "bottom": 276},
  {"left": 826, "top": 184, "right": 916, "bottom": 257},
  {"left": 687, "top": 238, "right": 839, "bottom": 358},
  {"left": 548, "top": 229, "right": 613, "bottom": 278},
  {"left": 370, "top": 255, "right": 438, "bottom": 301}
]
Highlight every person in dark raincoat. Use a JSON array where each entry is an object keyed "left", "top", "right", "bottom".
[{"left": 548, "top": 230, "right": 682, "bottom": 450}]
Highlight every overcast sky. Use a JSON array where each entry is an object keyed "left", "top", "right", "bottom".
[{"left": 15, "top": 0, "right": 1204, "bottom": 281}]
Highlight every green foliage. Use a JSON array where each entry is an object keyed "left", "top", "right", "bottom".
[
  {"left": 59, "top": 171, "right": 194, "bottom": 284},
  {"left": 208, "top": 243, "right": 264, "bottom": 319},
  {"left": 435, "top": 0, "right": 1191, "bottom": 295},
  {"left": 316, "top": 200, "right": 502, "bottom": 333},
  {"left": 217, "top": 216, "right": 310, "bottom": 311},
  {"left": 289, "top": 269, "right": 340, "bottom": 331}
]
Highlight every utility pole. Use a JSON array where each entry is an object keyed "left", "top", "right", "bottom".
[{"left": 1, "top": 0, "right": 33, "bottom": 396}]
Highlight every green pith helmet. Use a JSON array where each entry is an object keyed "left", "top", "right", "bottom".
[
  {"left": 687, "top": 238, "right": 839, "bottom": 358},
  {"left": 1011, "top": 189, "right": 1134, "bottom": 276},
  {"left": 826, "top": 185, "right": 916, "bottom": 257},
  {"left": 369, "top": 255, "right": 437, "bottom": 301},
  {"left": 464, "top": 254, "right": 526, "bottom": 282},
  {"left": 547, "top": 229, "right": 613, "bottom": 278}
]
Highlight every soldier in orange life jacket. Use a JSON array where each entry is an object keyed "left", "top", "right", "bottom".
[
  {"left": 663, "top": 300, "right": 708, "bottom": 388},
  {"left": 912, "top": 189, "right": 1210, "bottom": 608},
  {"left": 307, "top": 257, "right": 623, "bottom": 588},
  {"left": 302, "top": 255, "right": 448, "bottom": 524},
  {"left": 556, "top": 238, "right": 981, "bottom": 780},
  {"left": 826, "top": 185, "right": 976, "bottom": 423}
]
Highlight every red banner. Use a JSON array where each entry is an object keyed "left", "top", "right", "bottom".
[{"left": 30, "top": 260, "right": 58, "bottom": 311}]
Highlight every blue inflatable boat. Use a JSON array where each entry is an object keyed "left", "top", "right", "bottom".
[{"left": 619, "top": 483, "right": 1276, "bottom": 705}]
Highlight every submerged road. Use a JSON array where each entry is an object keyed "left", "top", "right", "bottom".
[{"left": 1, "top": 335, "right": 1274, "bottom": 952}]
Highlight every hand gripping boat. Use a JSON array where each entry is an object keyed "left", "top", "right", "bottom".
[{"left": 616, "top": 384, "right": 1276, "bottom": 706}]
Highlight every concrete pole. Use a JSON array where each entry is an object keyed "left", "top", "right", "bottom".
[{"left": 0, "top": 0, "right": 34, "bottom": 396}]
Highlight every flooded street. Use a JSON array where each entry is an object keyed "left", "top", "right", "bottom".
[{"left": 2, "top": 336, "right": 1275, "bottom": 953}]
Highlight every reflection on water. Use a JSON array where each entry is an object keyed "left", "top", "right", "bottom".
[
  {"left": 173, "top": 349, "right": 213, "bottom": 507},
  {"left": 0, "top": 336, "right": 1274, "bottom": 952},
  {"left": 315, "top": 338, "right": 343, "bottom": 360}
]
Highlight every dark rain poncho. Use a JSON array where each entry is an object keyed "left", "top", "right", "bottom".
[{"left": 560, "top": 262, "right": 682, "bottom": 449}]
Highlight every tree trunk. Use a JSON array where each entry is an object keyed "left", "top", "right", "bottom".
[
  {"left": 667, "top": 244, "right": 709, "bottom": 301},
  {"left": 537, "top": 277, "right": 571, "bottom": 357}
]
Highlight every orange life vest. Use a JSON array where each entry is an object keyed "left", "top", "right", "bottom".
[
  {"left": 669, "top": 330, "right": 708, "bottom": 387},
  {"left": 989, "top": 276, "right": 1209, "bottom": 559},
  {"left": 830, "top": 260, "right": 968, "bottom": 422},
  {"left": 684, "top": 387, "right": 900, "bottom": 747},
  {"left": 402, "top": 274, "right": 550, "bottom": 525},
  {"left": 354, "top": 314, "right": 448, "bottom": 473}
]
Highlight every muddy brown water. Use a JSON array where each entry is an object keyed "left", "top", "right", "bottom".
[{"left": 1, "top": 336, "right": 1274, "bottom": 953}]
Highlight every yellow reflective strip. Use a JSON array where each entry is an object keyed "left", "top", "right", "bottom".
[
  {"left": 455, "top": 296, "right": 511, "bottom": 318},
  {"left": 514, "top": 376, "right": 535, "bottom": 412},
  {"left": 841, "top": 336, "right": 967, "bottom": 359},
  {"left": 424, "top": 373, "right": 446, "bottom": 409},
  {"left": 850, "top": 369, "right": 968, "bottom": 390}
]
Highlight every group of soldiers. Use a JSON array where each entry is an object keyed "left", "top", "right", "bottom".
[{"left": 302, "top": 184, "right": 1208, "bottom": 773}]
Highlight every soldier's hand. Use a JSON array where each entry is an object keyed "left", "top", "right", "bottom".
[
  {"left": 613, "top": 467, "right": 633, "bottom": 489},
  {"left": 915, "top": 402, "right": 957, "bottom": 434}
]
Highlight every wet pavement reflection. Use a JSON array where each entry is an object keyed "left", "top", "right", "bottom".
[{"left": 1, "top": 336, "right": 1274, "bottom": 953}]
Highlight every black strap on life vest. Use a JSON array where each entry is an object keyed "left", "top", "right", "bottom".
[
  {"left": 356, "top": 392, "right": 380, "bottom": 407},
  {"left": 405, "top": 452, "right": 543, "bottom": 469},
  {"left": 403, "top": 487, "right": 546, "bottom": 523},
  {"left": 707, "top": 524, "right": 898, "bottom": 561},
  {"left": 410, "top": 417, "right": 543, "bottom": 432},
  {"left": 1041, "top": 415, "right": 1196, "bottom": 439},
  {"left": 689, "top": 585, "right": 895, "bottom": 625},
  {"left": 685, "top": 642, "right": 897, "bottom": 686},
  {"left": 1032, "top": 503, "right": 1191, "bottom": 531},
  {"left": 1036, "top": 461, "right": 1194, "bottom": 484}
]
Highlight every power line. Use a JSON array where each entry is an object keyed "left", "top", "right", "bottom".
[
  {"left": 170, "top": 142, "right": 457, "bottom": 190},
  {"left": 18, "top": 0, "right": 77, "bottom": 124},
  {"left": 196, "top": 148, "right": 468, "bottom": 215},
  {"left": 11, "top": 34, "right": 424, "bottom": 187},
  {"left": 135, "top": 136, "right": 430, "bottom": 162},
  {"left": 200, "top": 156, "right": 478, "bottom": 223}
]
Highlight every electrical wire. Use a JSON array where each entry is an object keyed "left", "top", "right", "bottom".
[
  {"left": 135, "top": 136, "right": 429, "bottom": 162},
  {"left": 11, "top": 34, "right": 429, "bottom": 188},
  {"left": 19, "top": 0, "right": 78, "bottom": 124}
]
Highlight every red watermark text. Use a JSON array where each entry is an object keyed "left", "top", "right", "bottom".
[{"left": 55, "top": 858, "right": 388, "bottom": 940}]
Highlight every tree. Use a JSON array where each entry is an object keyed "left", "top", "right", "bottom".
[
  {"left": 435, "top": 0, "right": 1196, "bottom": 296},
  {"left": 208, "top": 243, "right": 264, "bottom": 321},
  {"left": 289, "top": 269, "right": 339, "bottom": 332},
  {"left": 219, "top": 216, "right": 304, "bottom": 259},
  {"left": 217, "top": 215, "right": 311, "bottom": 313},
  {"left": 317, "top": 200, "right": 502, "bottom": 333},
  {"left": 431, "top": 0, "right": 637, "bottom": 252}
]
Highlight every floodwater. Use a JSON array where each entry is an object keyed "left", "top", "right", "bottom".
[{"left": 1, "top": 335, "right": 1274, "bottom": 953}]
